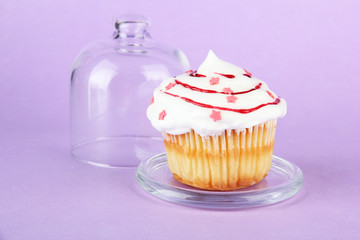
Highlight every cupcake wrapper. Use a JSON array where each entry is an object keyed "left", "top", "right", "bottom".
[{"left": 162, "top": 119, "right": 277, "bottom": 191}]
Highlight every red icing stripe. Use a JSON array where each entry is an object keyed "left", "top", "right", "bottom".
[
  {"left": 165, "top": 82, "right": 176, "bottom": 90},
  {"left": 174, "top": 79, "right": 262, "bottom": 95},
  {"left": 266, "top": 90, "right": 275, "bottom": 99},
  {"left": 243, "top": 69, "right": 252, "bottom": 78},
  {"left": 189, "top": 71, "right": 207, "bottom": 77},
  {"left": 164, "top": 91, "right": 280, "bottom": 114},
  {"left": 214, "top": 72, "right": 235, "bottom": 78}
]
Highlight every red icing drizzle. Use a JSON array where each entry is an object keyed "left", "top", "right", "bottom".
[
  {"left": 175, "top": 79, "right": 262, "bottom": 95},
  {"left": 243, "top": 69, "right": 252, "bottom": 78},
  {"left": 215, "top": 72, "right": 235, "bottom": 78},
  {"left": 189, "top": 71, "right": 207, "bottom": 77},
  {"left": 266, "top": 90, "right": 275, "bottom": 99},
  {"left": 164, "top": 91, "right": 280, "bottom": 114},
  {"left": 165, "top": 82, "right": 176, "bottom": 90}
]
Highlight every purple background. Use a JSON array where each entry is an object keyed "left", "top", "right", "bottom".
[{"left": 1, "top": 0, "right": 359, "bottom": 239}]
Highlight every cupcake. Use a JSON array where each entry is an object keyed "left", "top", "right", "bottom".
[{"left": 147, "top": 50, "right": 287, "bottom": 191}]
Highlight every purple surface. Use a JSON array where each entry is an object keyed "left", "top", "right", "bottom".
[{"left": 1, "top": 0, "right": 359, "bottom": 239}]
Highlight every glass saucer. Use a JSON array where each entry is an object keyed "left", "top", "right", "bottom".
[{"left": 136, "top": 153, "right": 304, "bottom": 209}]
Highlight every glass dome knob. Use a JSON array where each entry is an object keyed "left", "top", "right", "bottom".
[{"left": 113, "top": 15, "right": 150, "bottom": 39}]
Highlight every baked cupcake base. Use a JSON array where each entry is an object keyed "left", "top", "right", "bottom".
[{"left": 162, "top": 119, "right": 277, "bottom": 191}]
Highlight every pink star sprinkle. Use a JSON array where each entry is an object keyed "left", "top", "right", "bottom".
[
  {"left": 223, "top": 87, "right": 233, "bottom": 94},
  {"left": 150, "top": 96, "right": 154, "bottom": 104},
  {"left": 243, "top": 69, "right": 252, "bottom": 78},
  {"left": 159, "top": 110, "right": 167, "bottom": 120},
  {"left": 210, "top": 110, "right": 221, "bottom": 122},
  {"left": 185, "top": 70, "right": 193, "bottom": 73},
  {"left": 266, "top": 90, "right": 275, "bottom": 99},
  {"left": 227, "top": 95, "right": 238, "bottom": 103},
  {"left": 165, "top": 82, "right": 176, "bottom": 90},
  {"left": 209, "top": 77, "right": 220, "bottom": 85}
]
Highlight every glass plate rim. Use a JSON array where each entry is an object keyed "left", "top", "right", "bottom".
[{"left": 136, "top": 153, "right": 304, "bottom": 209}]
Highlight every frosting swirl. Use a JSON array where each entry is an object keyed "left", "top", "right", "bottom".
[{"left": 146, "top": 50, "right": 287, "bottom": 136}]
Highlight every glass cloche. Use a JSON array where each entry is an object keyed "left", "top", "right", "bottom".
[{"left": 70, "top": 15, "right": 190, "bottom": 168}]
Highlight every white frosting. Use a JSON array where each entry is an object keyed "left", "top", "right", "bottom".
[{"left": 146, "top": 50, "right": 287, "bottom": 136}]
